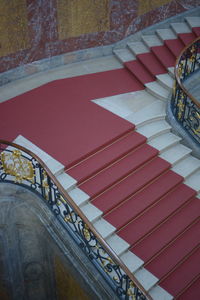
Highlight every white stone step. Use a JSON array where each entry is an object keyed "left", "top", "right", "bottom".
[
  {"left": 134, "top": 268, "right": 158, "bottom": 291},
  {"left": 136, "top": 119, "right": 171, "bottom": 140},
  {"left": 149, "top": 286, "right": 173, "bottom": 300},
  {"left": 184, "top": 169, "right": 200, "bottom": 193},
  {"left": 172, "top": 155, "right": 200, "bottom": 179},
  {"left": 156, "top": 28, "right": 177, "bottom": 41},
  {"left": 145, "top": 81, "right": 170, "bottom": 100},
  {"left": 120, "top": 251, "right": 144, "bottom": 273},
  {"left": 68, "top": 187, "right": 89, "bottom": 206},
  {"left": 56, "top": 172, "right": 77, "bottom": 192},
  {"left": 125, "top": 100, "right": 166, "bottom": 127},
  {"left": 142, "top": 34, "right": 163, "bottom": 48},
  {"left": 156, "top": 73, "right": 174, "bottom": 91},
  {"left": 81, "top": 202, "right": 102, "bottom": 222},
  {"left": 160, "top": 143, "right": 192, "bottom": 166},
  {"left": 127, "top": 41, "right": 149, "bottom": 55},
  {"left": 113, "top": 48, "right": 135, "bottom": 63},
  {"left": 106, "top": 234, "right": 130, "bottom": 256},
  {"left": 168, "top": 67, "right": 175, "bottom": 78},
  {"left": 148, "top": 132, "right": 181, "bottom": 153},
  {"left": 170, "top": 22, "right": 191, "bottom": 34},
  {"left": 93, "top": 218, "right": 116, "bottom": 239},
  {"left": 185, "top": 16, "right": 200, "bottom": 29}
]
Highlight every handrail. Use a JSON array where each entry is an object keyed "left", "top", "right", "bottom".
[
  {"left": 0, "top": 139, "right": 152, "bottom": 300},
  {"left": 171, "top": 36, "right": 200, "bottom": 144}
]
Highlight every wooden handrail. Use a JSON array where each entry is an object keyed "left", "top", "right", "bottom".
[{"left": 0, "top": 139, "right": 152, "bottom": 300}]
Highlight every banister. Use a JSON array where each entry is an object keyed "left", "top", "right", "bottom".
[{"left": 0, "top": 139, "right": 152, "bottom": 300}]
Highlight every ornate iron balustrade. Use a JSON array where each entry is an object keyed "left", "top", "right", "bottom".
[
  {"left": 0, "top": 140, "right": 151, "bottom": 300},
  {"left": 171, "top": 37, "right": 200, "bottom": 144}
]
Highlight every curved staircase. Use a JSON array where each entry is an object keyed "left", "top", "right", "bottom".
[
  {"left": 9, "top": 15, "right": 200, "bottom": 300},
  {"left": 65, "top": 16, "right": 200, "bottom": 299}
]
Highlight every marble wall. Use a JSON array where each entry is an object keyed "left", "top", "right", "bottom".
[{"left": 0, "top": 0, "right": 199, "bottom": 73}]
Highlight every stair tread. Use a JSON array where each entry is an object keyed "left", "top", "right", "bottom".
[
  {"left": 146, "top": 221, "right": 200, "bottom": 279},
  {"left": 156, "top": 73, "right": 174, "bottom": 90},
  {"left": 164, "top": 39, "right": 184, "bottom": 57},
  {"left": 151, "top": 45, "right": 176, "bottom": 68},
  {"left": 92, "top": 157, "right": 170, "bottom": 213},
  {"left": 148, "top": 132, "right": 181, "bottom": 152},
  {"left": 176, "top": 276, "right": 200, "bottom": 300},
  {"left": 118, "top": 184, "right": 195, "bottom": 246},
  {"left": 172, "top": 155, "right": 200, "bottom": 178},
  {"left": 160, "top": 247, "right": 200, "bottom": 297},
  {"left": 105, "top": 170, "right": 183, "bottom": 229},
  {"left": 160, "top": 143, "right": 192, "bottom": 165},
  {"left": 125, "top": 60, "right": 155, "bottom": 84},
  {"left": 145, "top": 81, "right": 169, "bottom": 99},
  {"left": 185, "top": 169, "right": 200, "bottom": 192},
  {"left": 136, "top": 119, "right": 171, "bottom": 140},
  {"left": 67, "top": 131, "right": 146, "bottom": 183},
  {"left": 156, "top": 28, "right": 177, "bottom": 41},
  {"left": 142, "top": 34, "right": 163, "bottom": 48},
  {"left": 185, "top": 17, "right": 200, "bottom": 28},
  {"left": 137, "top": 52, "right": 167, "bottom": 76},
  {"left": 178, "top": 32, "right": 197, "bottom": 45},
  {"left": 128, "top": 41, "right": 149, "bottom": 55},
  {"left": 131, "top": 198, "right": 200, "bottom": 262},
  {"left": 126, "top": 100, "right": 166, "bottom": 127},
  {"left": 170, "top": 22, "right": 191, "bottom": 34},
  {"left": 80, "top": 144, "right": 158, "bottom": 198},
  {"left": 113, "top": 48, "right": 135, "bottom": 63}
]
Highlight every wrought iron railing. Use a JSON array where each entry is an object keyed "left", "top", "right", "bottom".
[
  {"left": 0, "top": 140, "right": 151, "bottom": 300},
  {"left": 171, "top": 37, "right": 200, "bottom": 144}
]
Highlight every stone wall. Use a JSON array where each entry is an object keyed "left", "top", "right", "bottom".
[{"left": 0, "top": 0, "right": 199, "bottom": 74}]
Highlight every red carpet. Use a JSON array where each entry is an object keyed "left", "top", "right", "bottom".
[{"left": 0, "top": 69, "right": 143, "bottom": 167}]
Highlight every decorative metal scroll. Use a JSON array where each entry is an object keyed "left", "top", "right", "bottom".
[
  {"left": 0, "top": 141, "right": 149, "bottom": 300},
  {"left": 171, "top": 37, "right": 200, "bottom": 144}
]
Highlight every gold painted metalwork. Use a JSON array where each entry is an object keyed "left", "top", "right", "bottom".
[
  {"left": 138, "top": 0, "right": 171, "bottom": 15},
  {"left": 64, "top": 211, "right": 76, "bottom": 223},
  {"left": 0, "top": 150, "right": 34, "bottom": 183},
  {"left": 83, "top": 224, "right": 91, "bottom": 240},
  {"left": 127, "top": 281, "right": 136, "bottom": 300},
  {"left": 42, "top": 170, "right": 50, "bottom": 199},
  {"left": 0, "top": 0, "right": 30, "bottom": 57},
  {"left": 177, "top": 96, "right": 185, "bottom": 120},
  {"left": 57, "top": 0, "right": 110, "bottom": 39}
]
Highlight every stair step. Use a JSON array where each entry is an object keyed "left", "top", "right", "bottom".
[
  {"left": 146, "top": 221, "right": 200, "bottom": 279},
  {"left": 126, "top": 100, "right": 166, "bottom": 127},
  {"left": 164, "top": 38, "right": 184, "bottom": 57},
  {"left": 81, "top": 202, "right": 102, "bottom": 222},
  {"left": 148, "top": 132, "right": 181, "bottom": 153},
  {"left": 170, "top": 22, "right": 192, "bottom": 34},
  {"left": 127, "top": 41, "right": 149, "bottom": 55},
  {"left": 172, "top": 155, "right": 200, "bottom": 178},
  {"left": 151, "top": 45, "right": 176, "bottom": 68},
  {"left": 120, "top": 250, "right": 144, "bottom": 273},
  {"left": 149, "top": 285, "right": 173, "bottom": 300},
  {"left": 156, "top": 73, "right": 174, "bottom": 90},
  {"left": 185, "top": 16, "right": 200, "bottom": 29},
  {"left": 106, "top": 233, "right": 129, "bottom": 256},
  {"left": 93, "top": 218, "right": 116, "bottom": 239},
  {"left": 156, "top": 28, "right": 177, "bottom": 41},
  {"left": 56, "top": 172, "right": 77, "bottom": 191},
  {"left": 134, "top": 267, "right": 158, "bottom": 291},
  {"left": 105, "top": 171, "right": 183, "bottom": 230},
  {"left": 178, "top": 32, "right": 197, "bottom": 46},
  {"left": 160, "top": 143, "right": 192, "bottom": 165},
  {"left": 79, "top": 144, "right": 158, "bottom": 198},
  {"left": 113, "top": 48, "right": 135, "bottom": 63},
  {"left": 160, "top": 247, "right": 200, "bottom": 297},
  {"left": 176, "top": 276, "right": 200, "bottom": 300},
  {"left": 185, "top": 169, "right": 200, "bottom": 192},
  {"left": 131, "top": 199, "right": 199, "bottom": 262},
  {"left": 136, "top": 119, "right": 171, "bottom": 140},
  {"left": 145, "top": 81, "right": 169, "bottom": 100},
  {"left": 142, "top": 34, "right": 163, "bottom": 48},
  {"left": 137, "top": 52, "right": 167, "bottom": 76},
  {"left": 92, "top": 157, "right": 171, "bottom": 213},
  {"left": 125, "top": 60, "right": 155, "bottom": 84},
  {"left": 68, "top": 187, "right": 89, "bottom": 207},
  {"left": 67, "top": 131, "right": 146, "bottom": 184},
  {"left": 168, "top": 66, "right": 175, "bottom": 77},
  {"left": 117, "top": 184, "right": 195, "bottom": 246}
]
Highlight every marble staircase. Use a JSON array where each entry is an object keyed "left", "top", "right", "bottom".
[{"left": 12, "top": 16, "right": 200, "bottom": 300}]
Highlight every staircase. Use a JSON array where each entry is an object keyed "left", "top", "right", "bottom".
[
  {"left": 64, "top": 16, "right": 200, "bottom": 300},
  {"left": 12, "top": 16, "right": 200, "bottom": 300}
]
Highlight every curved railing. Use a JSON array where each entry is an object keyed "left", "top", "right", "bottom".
[
  {"left": 171, "top": 37, "right": 200, "bottom": 144},
  {"left": 0, "top": 140, "right": 151, "bottom": 300}
]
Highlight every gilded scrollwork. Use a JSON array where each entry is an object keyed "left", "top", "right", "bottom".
[{"left": 0, "top": 149, "right": 34, "bottom": 183}]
